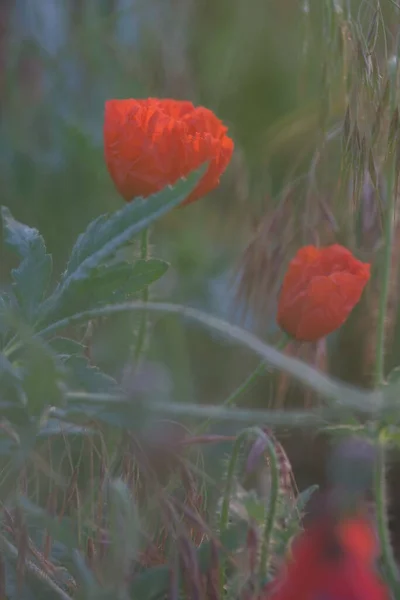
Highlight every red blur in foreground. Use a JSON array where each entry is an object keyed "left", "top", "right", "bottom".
[
  {"left": 265, "top": 516, "right": 389, "bottom": 600},
  {"left": 104, "top": 98, "right": 234, "bottom": 205},
  {"left": 277, "top": 244, "right": 370, "bottom": 342}
]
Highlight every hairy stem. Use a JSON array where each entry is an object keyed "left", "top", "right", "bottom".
[
  {"left": 34, "top": 301, "right": 379, "bottom": 410},
  {"left": 374, "top": 442, "right": 400, "bottom": 596},
  {"left": 133, "top": 228, "right": 150, "bottom": 366},
  {"left": 375, "top": 47, "right": 399, "bottom": 387},
  {"left": 259, "top": 433, "right": 280, "bottom": 583},
  {"left": 374, "top": 38, "right": 400, "bottom": 596},
  {"left": 196, "top": 333, "right": 290, "bottom": 434},
  {"left": 219, "top": 427, "right": 267, "bottom": 598}
]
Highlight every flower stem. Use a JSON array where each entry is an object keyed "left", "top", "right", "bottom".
[
  {"left": 375, "top": 51, "right": 399, "bottom": 387},
  {"left": 219, "top": 427, "right": 266, "bottom": 598},
  {"left": 196, "top": 333, "right": 290, "bottom": 435},
  {"left": 374, "top": 441, "right": 400, "bottom": 596},
  {"left": 133, "top": 228, "right": 150, "bottom": 365},
  {"left": 259, "top": 434, "right": 280, "bottom": 584},
  {"left": 374, "top": 41, "right": 400, "bottom": 596}
]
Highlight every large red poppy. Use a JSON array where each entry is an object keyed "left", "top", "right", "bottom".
[
  {"left": 104, "top": 98, "right": 234, "bottom": 205},
  {"left": 266, "top": 516, "right": 388, "bottom": 600},
  {"left": 277, "top": 244, "right": 370, "bottom": 342}
]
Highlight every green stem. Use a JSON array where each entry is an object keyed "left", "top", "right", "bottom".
[
  {"left": 374, "top": 39, "right": 400, "bottom": 596},
  {"left": 133, "top": 228, "right": 150, "bottom": 365},
  {"left": 375, "top": 49, "right": 399, "bottom": 387},
  {"left": 374, "top": 178, "right": 396, "bottom": 386},
  {"left": 219, "top": 427, "right": 266, "bottom": 598},
  {"left": 27, "top": 302, "right": 358, "bottom": 406},
  {"left": 259, "top": 433, "right": 280, "bottom": 584},
  {"left": 196, "top": 333, "right": 290, "bottom": 435},
  {"left": 374, "top": 441, "right": 400, "bottom": 596}
]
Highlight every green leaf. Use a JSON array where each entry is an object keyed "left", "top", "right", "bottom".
[
  {"left": 17, "top": 495, "right": 78, "bottom": 551},
  {"left": 108, "top": 479, "right": 140, "bottom": 581},
  {"left": 66, "top": 168, "right": 203, "bottom": 278},
  {"left": 0, "top": 423, "right": 39, "bottom": 500},
  {"left": 0, "top": 401, "right": 29, "bottom": 428},
  {"left": 60, "top": 397, "right": 147, "bottom": 430},
  {"left": 1, "top": 207, "right": 52, "bottom": 323},
  {"left": 40, "top": 168, "right": 204, "bottom": 325},
  {"left": 42, "top": 258, "right": 168, "bottom": 323},
  {"left": 387, "top": 366, "right": 400, "bottom": 386},
  {"left": 48, "top": 337, "right": 85, "bottom": 357},
  {"left": 0, "top": 354, "right": 30, "bottom": 427},
  {"left": 0, "top": 352, "right": 26, "bottom": 405},
  {"left": 64, "top": 214, "right": 109, "bottom": 278},
  {"left": 0, "top": 292, "right": 17, "bottom": 339},
  {"left": 20, "top": 339, "right": 65, "bottom": 416},
  {"left": 71, "top": 549, "right": 98, "bottom": 593},
  {"left": 64, "top": 355, "right": 118, "bottom": 393},
  {"left": 295, "top": 485, "right": 319, "bottom": 513},
  {"left": 36, "top": 418, "right": 94, "bottom": 439}
]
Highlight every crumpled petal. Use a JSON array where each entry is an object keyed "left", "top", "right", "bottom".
[
  {"left": 104, "top": 98, "right": 234, "bottom": 205},
  {"left": 277, "top": 244, "right": 370, "bottom": 342}
]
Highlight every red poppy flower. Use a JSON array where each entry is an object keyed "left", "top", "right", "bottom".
[
  {"left": 338, "top": 517, "right": 379, "bottom": 563},
  {"left": 104, "top": 98, "right": 234, "bottom": 205},
  {"left": 277, "top": 245, "right": 370, "bottom": 342},
  {"left": 266, "top": 516, "right": 389, "bottom": 600}
]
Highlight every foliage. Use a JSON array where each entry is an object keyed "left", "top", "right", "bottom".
[
  {"left": 2, "top": 1, "right": 400, "bottom": 600},
  {"left": 0, "top": 167, "right": 397, "bottom": 598}
]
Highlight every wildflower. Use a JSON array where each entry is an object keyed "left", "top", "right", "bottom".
[
  {"left": 104, "top": 98, "right": 234, "bottom": 205},
  {"left": 266, "top": 516, "right": 389, "bottom": 600},
  {"left": 277, "top": 244, "right": 370, "bottom": 342}
]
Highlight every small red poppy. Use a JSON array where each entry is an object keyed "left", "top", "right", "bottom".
[
  {"left": 277, "top": 244, "right": 370, "bottom": 342},
  {"left": 266, "top": 516, "right": 388, "bottom": 600},
  {"left": 104, "top": 98, "right": 234, "bottom": 205}
]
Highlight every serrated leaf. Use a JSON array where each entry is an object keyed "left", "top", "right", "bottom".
[
  {"left": 65, "top": 360, "right": 115, "bottom": 397},
  {"left": 66, "top": 214, "right": 109, "bottom": 277},
  {"left": 1, "top": 207, "right": 52, "bottom": 322},
  {"left": 42, "top": 258, "right": 168, "bottom": 323},
  {"left": 64, "top": 355, "right": 118, "bottom": 393},
  {"left": 66, "top": 168, "right": 203, "bottom": 278},
  {"left": 20, "top": 339, "right": 65, "bottom": 416},
  {"left": 12, "top": 244, "right": 52, "bottom": 323},
  {"left": 40, "top": 168, "right": 204, "bottom": 326},
  {"left": 295, "top": 485, "right": 319, "bottom": 513}
]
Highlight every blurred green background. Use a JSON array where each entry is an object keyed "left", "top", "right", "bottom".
[{"left": 0, "top": 0, "right": 325, "bottom": 270}]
